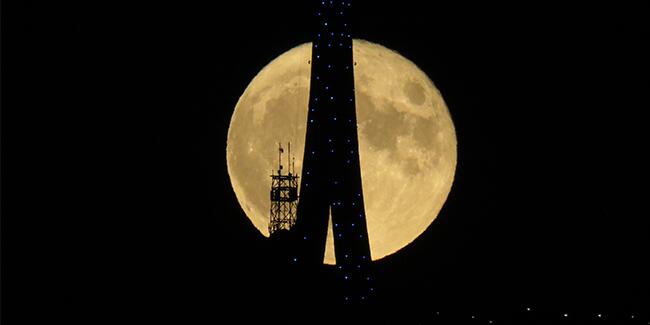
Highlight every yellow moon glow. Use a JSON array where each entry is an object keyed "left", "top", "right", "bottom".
[{"left": 227, "top": 40, "right": 456, "bottom": 264}]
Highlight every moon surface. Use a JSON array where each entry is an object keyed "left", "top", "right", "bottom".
[{"left": 227, "top": 40, "right": 456, "bottom": 264}]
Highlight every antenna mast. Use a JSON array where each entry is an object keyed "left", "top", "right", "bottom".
[{"left": 269, "top": 142, "right": 299, "bottom": 236}]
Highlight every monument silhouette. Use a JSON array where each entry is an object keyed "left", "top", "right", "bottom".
[{"left": 291, "top": 0, "right": 374, "bottom": 304}]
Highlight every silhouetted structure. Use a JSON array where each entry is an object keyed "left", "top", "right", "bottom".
[
  {"left": 292, "top": 0, "right": 374, "bottom": 303},
  {"left": 269, "top": 143, "right": 299, "bottom": 236}
]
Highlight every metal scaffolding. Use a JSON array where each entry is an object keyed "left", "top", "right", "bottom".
[{"left": 269, "top": 142, "right": 299, "bottom": 235}]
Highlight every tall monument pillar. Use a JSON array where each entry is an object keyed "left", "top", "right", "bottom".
[{"left": 295, "top": 0, "right": 373, "bottom": 303}]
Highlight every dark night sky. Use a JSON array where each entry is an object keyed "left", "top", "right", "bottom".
[{"left": 4, "top": 0, "right": 649, "bottom": 323}]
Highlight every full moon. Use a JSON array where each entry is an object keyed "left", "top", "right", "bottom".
[{"left": 227, "top": 40, "right": 456, "bottom": 264}]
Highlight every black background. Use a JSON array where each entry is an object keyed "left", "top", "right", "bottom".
[{"left": 4, "top": 1, "right": 649, "bottom": 323}]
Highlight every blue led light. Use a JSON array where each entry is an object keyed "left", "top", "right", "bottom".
[
  {"left": 344, "top": 275, "right": 348, "bottom": 280},
  {"left": 324, "top": 22, "right": 328, "bottom": 26},
  {"left": 330, "top": 96, "right": 334, "bottom": 100},
  {"left": 314, "top": 44, "right": 318, "bottom": 48}
]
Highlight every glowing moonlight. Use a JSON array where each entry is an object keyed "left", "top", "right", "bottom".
[{"left": 227, "top": 40, "right": 456, "bottom": 264}]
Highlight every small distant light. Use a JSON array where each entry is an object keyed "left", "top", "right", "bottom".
[
  {"left": 597, "top": 314, "right": 602, "bottom": 318},
  {"left": 564, "top": 314, "right": 568, "bottom": 318},
  {"left": 293, "top": 257, "right": 297, "bottom": 262},
  {"left": 526, "top": 307, "right": 530, "bottom": 311},
  {"left": 324, "top": 22, "right": 328, "bottom": 26}
]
